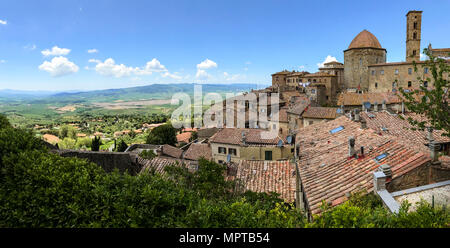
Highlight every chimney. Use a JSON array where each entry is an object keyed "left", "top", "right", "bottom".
[
  {"left": 374, "top": 102, "right": 378, "bottom": 112},
  {"left": 373, "top": 171, "right": 387, "bottom": 191},
  {"left": 427, "top": 127, "right": 434, "bottom": 142},
  {"left": 354, "top": 109, "right": 360, "bottom": 122},
  {"left": 361, "top": 118, "right": 367, "bottom": 129},
  {"left": 348, "top": 136, "right": 356, "bottom": 157},
  {"left": 241, "top": 131, "right": 246, "bottom": 146},
  {"left": 362, "top": 103, "right": 365, "bottom": 112},
  {"left": 429, "top": 141, "right": 440, "bottom": 164},
  {"left": 401, "top": 102, "right": 405, "bottom": 114},
  {"left": 382, "top": 100, "right": 387, "bottom": 110},
  {"left": 379, "top": 164, "right": 393, "bottom": 178}
]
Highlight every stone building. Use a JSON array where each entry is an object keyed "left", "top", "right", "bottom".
[
  {"left": 209, "top": 128, "right": 294, "bottom": 163},
  {"left": 428, "top": 44, "right": 450, "bottom": 58},
  {"left": 271, "top": 70, "right": 292, "bottom": 87},
  {"left": 343, "top": 29, "right": 387, "bottom": 91},
  {"left": 298, "top": 72, "right": 338, "bottom": 104},
  {"left": 318, "top": 61, "right": 345, "bottom": 91}
]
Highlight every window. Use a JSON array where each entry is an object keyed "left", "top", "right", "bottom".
[
  {"left": 371, "top": 70, "right": 375, "bottom": 76},
  {"left": 228, "top": 148, "right": 237, "bottom": 156},
  {"left": 424, "top": 81, "right": 428, "bottom": 87},
  {"left": 380, "top": 70, "right": 384, "bottom": 75},
  {"left": 218, "top": 160, "right": 223, "bottom": 164},
  {"left": 375, "top": 153, "right": 388, "bottom": 162},
  {"left": 408, "top": 68, "right": 412, "bottom": 75},
  {"left": 264, "top": 151, "right": 273, "bottom": 161},
  {"left": 218, "top": 147, "right": 227, "bottom": 154},
  {"left": 309, "top": 121, "right": 313, "bottom": 125},
  {"left": 412, "top": 50, "right": 416, "bottom": 56},
  {"left": 359, "top": 58, "right": 362, "bottom": 66},
  {"left": 375, "top": 82, "right": 378, "bottom": 88},
  {"left": 424, "top": 67, "right": 429, "bottom": 74},
  {"left": 414, "top": 22, "right": 417, "bottom": 29},
  {"left": 395, "top": 69, "right": 399, "bottom": 75},
  {"left": 330, "top": 126, "right": 344, "bottom": 134},
  {"left": 408, "top": 81, "right": 412, "bottom": 87},
  {"left": 413, "top": 32, "right": 417, "bottom": 39},
  {"left": 311, "top": 89, "right": 316, "bottom": 94}
]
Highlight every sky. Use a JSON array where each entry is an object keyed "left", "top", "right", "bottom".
[{"left": 0, "top": 0, "right": 449, "bottom": 91}]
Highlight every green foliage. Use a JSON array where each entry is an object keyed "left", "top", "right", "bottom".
[
  {"left": 76, "top": 137, "right": 92, "bottom": 150},
  {"left": 139, "top": 150, "right": 156, "bottom": 160},
  {"left": 58, "top": 138, "right": 77, "bottom": 150},
  {"left": 59, "top": 125, "right": 77, "bottom": 139},
  {"left": 0, "top": 114, "right": 11, "bottom": 129},
  {"left": 146, "top": 124, "right": 177, "bottom": 146},
  {"left": 91, "top": 136, "right": 102, "bottom": 151},
  {"left": 190, "top": 131, "right": 198, "bottom": 142},
  {"left": 398, "top": 48, "right": 450, "bottom": 137},
  {"left": 115, "top": 140, "right": 128, "bottom": 152}
]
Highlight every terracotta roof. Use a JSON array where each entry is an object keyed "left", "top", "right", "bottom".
[
  {"left": 270, "top": 107, "right": 288, "bottom": 123},
  {"left": 337, "top": 92, "right": 402, "bottom": 106},
  {"left": 300, "top": 72, "right": 335, "bottom": 78},
  {"left": 430, "top": 48, "right": 450, "bottom": 53},
  {"left": 184, "top": 143, "right": 212, "bottom": 161},
  {"left": 272, "top": 70, "right": 293, "bottom": 76},
  {"left": 176, "top": 132, "right": 192, "bottom": 143},
  {"left": 161, "top": 144, "right": 184, "bottom": 159},
  {"left": 362, "top": 111, "right": 450, "bottom": 146},
  {"left": 210, "top": 128, "right": 288, "bottom": 146},
  {"left": 234, "top": 160, "right": 296, "bottom": 202},
  {"left": 297, "top": 115, "right": 431, "bottom": 215},
  {"left": 347, "top": 30, "right": 383, "bottom": 50},
  {"left": 197, "top": 127, "right": 219, "bottom": 139},
  {"left": 287, "top": 97, "right": 310, "bottom": 115},
  {"left": 138, "top": 157, "right": 197, "bottom": 175},
  {"left": 43, "top": 134, "right": 60, "bottom": 144},
  {"left": 302, "top": 107, "right": 339, "bottom": 119}
]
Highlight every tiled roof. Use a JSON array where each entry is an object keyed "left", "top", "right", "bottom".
[
  {"left": 300, "top": 72, "right": 335, "bottom": 78},
  {"left": 369, "top": 59, "right": 450, "bottom": 67},
  {"left": 184, "top": 143, "right": 212, "bottom": 161},
  {"left": 361, "top": 111, "right": 450, "bottom": 146},
  {"left": 138, "top": 157, "right": 197, "bottom": 175},
  {"left": 176, "top": 132, "right": 192, "bottom": 143},
  {"left": 347, "top": 30, "right": 383, "bottom": 50},
  {"left": 161, "top": 144, "right": 184, "bottom": 159},
  {"left": 337, "top": 92, "right": 401, "bottom": 106},
  {"left": 297, "top": 115, "right": 431, "bottom": 215},
  {"left": 235, "top": 160, "right": 297, "bottom": 202},
  {"left": 302, "top": 107, "right": 339, "bottom": 119},
  {"left": 197, "top": 127, "right": 219, "bottom": 139},
  {"left": 287, "top": 97, "right": 310, "bottom": 115},
  {"left": 270, "top": 107, "right": 288, "bottom": 123},
  {"left": 43, "top": 134, "right": 60, "bottom": 144},
  {"left": 209, "top": 128, "right": 287, "bottom": 146},
  {"left": 271, "top": 70, "right": 293, "bottom": 76}
]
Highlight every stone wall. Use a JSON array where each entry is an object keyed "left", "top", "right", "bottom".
[
  {"left": 57, "top": 150, "right": 142, "bottom": 175},
  {"left": 344, "top": 48, "right": 386, "bottom": 90},
  {"left": 387, "top": 163, "right": 450, "bottom": 192}
]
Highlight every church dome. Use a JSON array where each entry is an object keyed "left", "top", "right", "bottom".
[{"left": 348, "top": 30, "right": 383, "bottom": 49}]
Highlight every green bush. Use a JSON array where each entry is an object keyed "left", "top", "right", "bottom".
[
  {"left": 139, "top": 150, "right": 156, "bottom": 160},
  {"left": 146, "top": 124, "right": 177, "bottom": 146}
]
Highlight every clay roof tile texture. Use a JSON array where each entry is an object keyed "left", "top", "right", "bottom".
[{"left": 348, "top": 30, "right": 383, "bottom": 50}]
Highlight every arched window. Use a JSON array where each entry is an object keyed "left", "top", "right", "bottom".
[
  {"left": 413, "top": 32, "right": 417, "bottom": 39},
  {"left": 413, "top": 22, "right": 417, "bottom": 29}
]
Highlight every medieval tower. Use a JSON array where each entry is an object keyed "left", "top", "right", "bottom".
[{"left": 406, "top": 10, "right": 422, "bottom": 62}]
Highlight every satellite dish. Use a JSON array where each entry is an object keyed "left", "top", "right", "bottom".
[
  {"left": 363, "top": 102, "right": 371, "bottom": 110},
  {"left": 226, "top": 154, "right": 231, "bottom": 163},
  {"left": 287, "top": 136, "right": 292, "bottom": 144},
  {"left": 277, "top": 140, "right": 283, "bottom": 147}
]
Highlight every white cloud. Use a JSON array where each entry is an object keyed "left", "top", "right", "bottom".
[
  {"left": 93, "top": 58, "right": 137, "bottom": 78},
  {"left": 223, "top": 72, "right": 241, "bottom": 81},
  {"left": 162, "top": 72, "right": 182, "bottom": 80},
  {"left": 298, "top": 65, "right": 305, "bottom": 70},
  {"left": 197, "top": 59, "right": 218, "bottom": 70},
  {"left": 41, "top": 46, "right": 71, "bottom": 57},
  {"left": 317, "top": 55, "right": 338, "bottom": 68},
  {"left": 420, "top": 53, "right": 429, "bottom": 61},
  {"left": 0, "top": 19, "right": 7, "bottom": 25},
  {"left": 89, "top": 58, "right": 173, "bottom": 78},
  {"left": 38, "top": 56, "right": 79, "bottom": 77},
  {"left": 87, "top": 49, "right": 99, "bottom": 54},
  {"left": 245, "top": 61, "right": 252, "bottom": 65},
  {"left": 196, "top": 69, "right": 210, "bottom": 80},
  {"left": 0, "top": 60, "right": 6, "bottom": 63}
]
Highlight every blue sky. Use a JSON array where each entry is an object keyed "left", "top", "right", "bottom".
[{"left": 0, "top": 0, "right": 449, "bottom": 91}]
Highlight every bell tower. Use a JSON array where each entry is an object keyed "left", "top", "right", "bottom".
[{"left": 406, "top": 10, "right": 422, "bottom": 62}]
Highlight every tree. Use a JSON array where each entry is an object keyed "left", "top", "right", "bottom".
[
  {"left": 146, "top": 124, "right": 177, "bottom": 146},
  {"left": 398, "top": 48, "right": 450, "bottom": 137},
  {"left": 91, "top": 136, "right": 102, "bottom": 151},
  {"left": 189, "top": 131, "right": 198, "bottom": 142},
  {"left": 59, "top": 125, "right": 77, "bottom": 139},
  {"left": 115, "top": 140, "right": 128, "bottom": 152},
  {"left": 0, "top": 114, "right": 11, "bottom": 129}
]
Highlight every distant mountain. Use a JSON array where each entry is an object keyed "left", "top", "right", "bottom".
[{"left": 15, "top": 83, "right": 269, "bottom": 104}]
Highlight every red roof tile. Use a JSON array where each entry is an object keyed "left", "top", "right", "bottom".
[{"left": 184, "top": 143, "right": 212, "bottom": 161}]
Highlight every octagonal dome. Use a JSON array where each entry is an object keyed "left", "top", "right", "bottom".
[{"left": 348, "top": 30, "right": 383, "bottom": 49}]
